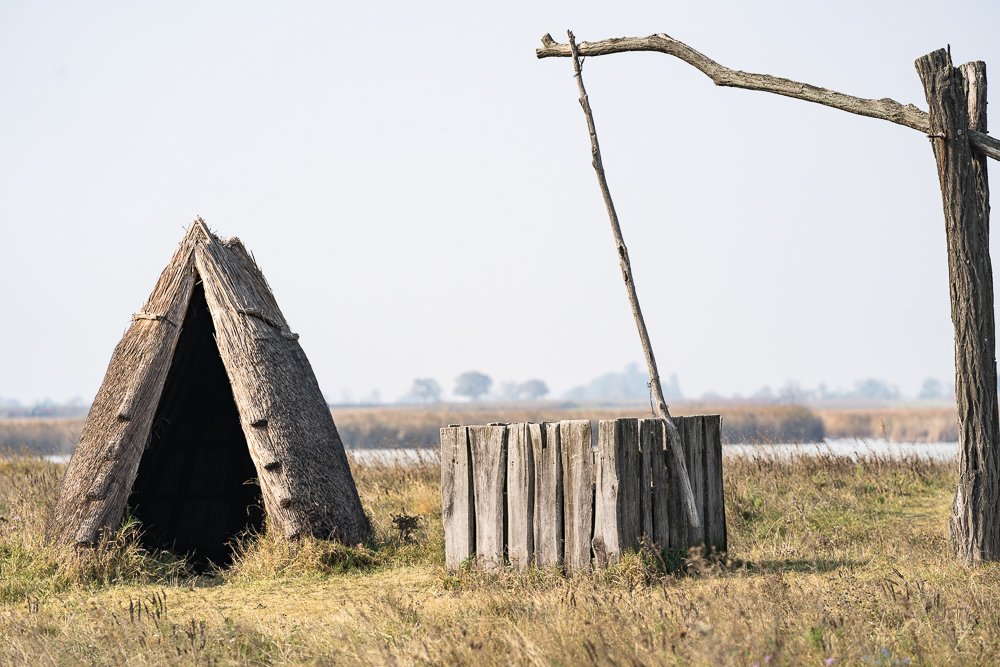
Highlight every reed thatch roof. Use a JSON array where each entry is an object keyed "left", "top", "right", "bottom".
[{"left": 47, "top": 219, "right": 370, "bottom": 562}]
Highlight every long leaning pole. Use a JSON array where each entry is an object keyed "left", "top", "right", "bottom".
[{"left": 566, "top": 30, "right": 701, "bottom": 529}]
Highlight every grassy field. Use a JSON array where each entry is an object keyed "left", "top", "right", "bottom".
[
  {"left": 2, "top": 451, "right": 998, "bottom": 665},
  {"left": 0, "top": 403, "right": 959, "bottom": 456}
]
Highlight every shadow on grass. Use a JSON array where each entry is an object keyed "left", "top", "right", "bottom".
[{"left": 741, "top": 558, "right": 856, "bottom": 574}]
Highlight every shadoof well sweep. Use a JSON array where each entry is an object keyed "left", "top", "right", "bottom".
[{"left": 535, "top": 30, "right": 1000, "bottom": 563}]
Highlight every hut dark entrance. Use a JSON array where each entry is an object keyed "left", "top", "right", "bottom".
[
  {"left": 129, "top": 282, "right": 264, "bottom": 566},
  {"left": 47, "top": 219, "right": 371, "bottom": 562}
]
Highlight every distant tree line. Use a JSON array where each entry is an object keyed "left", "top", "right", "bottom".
[
  {"left": 563, "top": 363, "right": 681, "bottom": 403},
  {"left": 0, "top": 397, "right": 89, "bottom": 418},
  {"left": 1, "top": 371, "right": 958, "bottom": 416},
  {"left": 739, "top": 376, "right": 953, "bottom": 404},
  {"left": 397, "top": 371, "right": 550, "bottom": 404}
]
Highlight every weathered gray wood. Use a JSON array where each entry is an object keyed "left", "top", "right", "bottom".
[
  {"left": 593, "top": 418, "right": 641, "bottom": 567},
  {"left": 537, "top": 33, "right": 1000, "bottom": 162},
  {"left": 506, "top": 422, "right": 535, "bottom": 569},
  {"left": 917, "top": 52, "right": 1000, "bottom": 562},
  {"left": 564, "top": 31, "right": 701, "bottom": 530},
  {"left": 85, "top": 475, "right": 112, "bottom": 501},
  {"left": 560, "top": 420, "right": 594, "bottom": 573},
  {"left": 47, "top": 229, "right": 199, "bottom": 546},
  {"left": 664, "top": 418, "right": 701, "bottom": 529},
  {"left": 469, "top": 424, "right": 507, "bottom": 571},
  {"left": 639, "top": 419, "right": 655, "bottom": 542},
  {"left": 684, "top": 417, "right": 706, "bottom": 548},
  {"left": 532, "top": 422, "right": 563, "bottom": 568},
  {"left": 197, "top": 230, "right": 367, "bottom": 542},
  {"left": 440, "top": 426, "right": 474, "bottom": 571},
  {"left": 642, "top": 419, "right": 670, "bottom": 551},
  {"left": 666, "top": 417, "right": 689, "bottom": 551},
  {"left": 702, "top": 415, "right": 726, "bottom": 553}
]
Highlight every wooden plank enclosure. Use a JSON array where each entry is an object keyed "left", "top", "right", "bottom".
[{"left": 440, "top": 415, "right": 726, "bottom": 572}]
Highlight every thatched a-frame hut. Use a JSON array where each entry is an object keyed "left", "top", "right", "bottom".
[{"left": 48, "top": 219, "right": 370, "bottom": 564}]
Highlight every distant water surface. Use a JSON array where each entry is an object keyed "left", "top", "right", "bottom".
[
  {"left": 722, "top": 438, "right": 956, "bottom": 461},
  {"left": 39, "top": 438, "right": 958, "bottom": 467}
]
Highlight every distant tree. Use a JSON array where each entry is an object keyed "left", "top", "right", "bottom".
[
  {"left": 663, "top": 373, "right": 682, "bottom": 401},
  {"left": 563, "top": 363, "right": 681, "bottom": 402},
  {"left": 918, "top": 377, "right": 947, "bottom": 401},
  {"left": 751, "top": 386, "right": 776, "bottom": 403},
  {"left": 517, "top": 379, "right": 549, "bottom": 401},
  {"left": 406, "top": 378, "right": 442, "bottom": 404},
  {"left": 777, "top": 381, "right": 813, "bottom": 404},
  {"left": 454, "top": 371, "right": 492, "bottom": 401},
  {"left": 849, "top": 378, "right": 900, "bottom": 402},
  {"left": 498, "top": 382, "right": 520, "bottom": 400}
]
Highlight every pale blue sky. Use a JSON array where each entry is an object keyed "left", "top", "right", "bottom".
[{"left": 2, "top": 1, "right": 999, "bottom": 403}]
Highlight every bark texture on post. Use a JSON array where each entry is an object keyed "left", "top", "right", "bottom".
[{"left": 916, "top": 50, "right": 1000, "bottom": 562}]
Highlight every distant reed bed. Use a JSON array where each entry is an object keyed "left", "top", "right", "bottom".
[
  {"left": 0, "top": 403, "right": 960, "bottom": 456},
  {"left": 331, "top": 402, "right": 827, "bottom": 447},
  {"left": 0, "top": 418, "right": 83, "bottom": 455}
]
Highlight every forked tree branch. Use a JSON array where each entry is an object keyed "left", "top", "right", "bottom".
[
  {"left": 566, "top": 31, "right": 701, "bottom": 529},
  {"left": 538, "top": 33, "right": 1000, "bottom": 161}
]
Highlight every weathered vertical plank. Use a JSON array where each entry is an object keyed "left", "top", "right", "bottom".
[
  {"left": 532, "top": 422, "right": 563, "bottom": 568},
  {"left": 507, "top": 422, "right": 535, "bottom": 569},
  {"left": 440, "top": 426, "right": 474, "bottom": 571},
  {"left": 639, "top": 419, "right": 656, "bottom": 543},
  {"left": 666, "top": 416, "right": 690, "bottom": 551},
  {"left": 643, "top": 419, "right": 670, "bottom": 551},
  {"left": 685, "top": 417, "right": 706, "bottom": 548},
  {"left": 469, "top": 424, "right": 507, "bottom": 571},
  {"left": 592, "top": 421, "right": 611, "bottom": 568},
  {"left": 592, "top": 418, "right": 640, "bottom": 567},
  {"left": 702, "top": 415, "right": 727, "bottom": 553},
  {"left": 561, "top": 420, "right": 594, "bottom": 573}
]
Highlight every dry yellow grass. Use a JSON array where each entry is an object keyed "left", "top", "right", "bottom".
[{"left": 2, "top": 451, "right": 999, "bottom": 665}]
